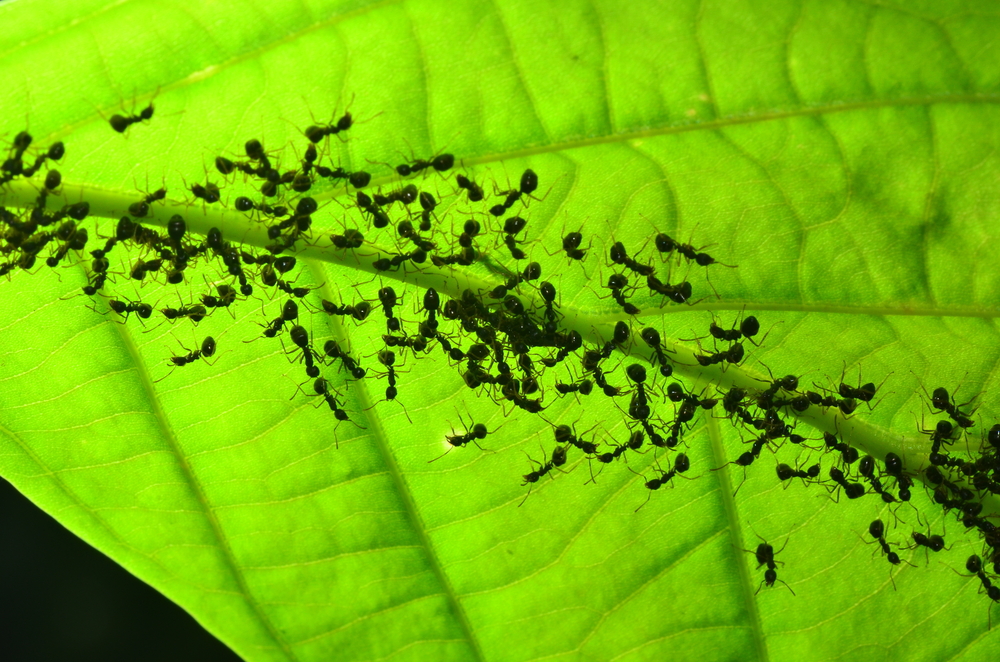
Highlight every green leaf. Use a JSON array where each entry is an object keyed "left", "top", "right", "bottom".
[{"left": 2, "top": 0, "right": 1000, "bottom": 661}]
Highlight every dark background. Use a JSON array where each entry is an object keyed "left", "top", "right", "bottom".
[{"left": 2, "top": 478, "right": 243, "bottom": 662}]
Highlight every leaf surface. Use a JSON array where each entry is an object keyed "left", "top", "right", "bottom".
[{"left": 1, "top": 1, "right": 999, "bottom": 661}]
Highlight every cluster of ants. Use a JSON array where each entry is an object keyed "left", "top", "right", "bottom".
[{"left": 1, "top": 98, "right": 998, "bottom": 626}]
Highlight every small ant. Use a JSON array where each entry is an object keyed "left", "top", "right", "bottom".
[
  {"left": 775, "top": 461, "right": 820, "bottom": 488},
  {"left": 520, "top": 443, "right": 569, "bottom": 505},
  {"left": 154, "top": 336, "right": 219, "bottom": 382},
  {"left": 630, "top": 453, "right": 691, "bottom": 511},
  {"left": 395, "top": 153, "right": 454, "bottom": 177},
  {"left": 109, "top": 100, "right": 154, "bottom": 134},
  {"left": 865, "top": 519, "right": 915, "bottom": 589},
  {"left": 608, "top": 240, "right": 655, "bottom": 277},
  {"left": 428, "top": 411, "right": 498, "bottom": 462},
  {"left": 322, "top": 340, "right": 366, "bottom": 379},
  {"left": 304, "top": 109, "right": 353, "bottom": 143},
  {"left": 743, "top": 530, "right": 795, "bottom": 596},
  {"left": 646, "top": 275, "right": 694, "bottom": 304}
]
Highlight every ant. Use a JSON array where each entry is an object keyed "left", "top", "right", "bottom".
[
  {"left": 417, "top": 191, "right": 438, "bottom": 232},
  {"left": 159, "top": 300, "right": 207, "bottom": 324},
  {"left": 91, "top": 297, "right": 153, "bottom": 325},
  {"left": 694, "top": 342, "right": 744, "bottom": 368},
  {"left": 320, "top": 299, "right": 372, "bottom": 322},
  {"left": 455, "top": 173, "right": 484, "bottom": 202},
  {"left": 908, "top": 513, "right": 948, "bottom": 563},
  {"left": 928, "top": 385, "right": 977, "bottom": 429},
  {"left": 330, "top": 227, "right": 365, "bottom": 250},
  {"left": 608, "top": 240, "right": 655, "bottom": 277},
  {"left": 378, "top": 286, "right": 401, "bottom": 332},
  {"left": 630, "top": 453, "right": 691, "bottom": 511},
  {"left": 488, "top": 168, "right": 538, "bottom": 215},
  {"left": 743, "top": 530, "right": 795, "bottom": 596},
  {"left": 603, "top": 272, "right": 640, "bottom": 316},
  {"left": 252, "top": 299, "right": 298, "bottom": 339},
  {"left": 500, "top": 216, "right": 528, "bottom": 260},
  {"left": 109, "top": 99, "right": 154, "bottom": 134},
  {"left": 128, "top": 186, "right": 167, "bottom": 218},
  {"left": 827, "top": 466, "right": 865, "bottom": 500},
  {"left": 775, "top": 461, "right": 820, "bottom": 488},
  {"left": 708, "top": 311, "right": 765, "bottom": 347},
  {"left": 646, "top": 274, "right": 694, "bottom": 304},
  {"left": 428, "top": 411, "right": 498, "bottom": 462},
  {"left": 865, "top": 519, "right": 916, "bottom": 589},
  {"left": 836, "top": 363, "right": 890, "bottom": 410},
  {"left": 304, "top": 108, "right": 353, "bottom": 143},
  {"left": 857, "top": 454, "right": 896, "bottom": 503},
  {"left": 283, "top": 324, "right": 321, "bottom": 379},
  {"left": 154, "top": 336, "right": 219, "bottom": 382},
  {"left": 545, "top": 226, "right": 588, "bottom": 264},
  {"left": 520, "top": 443, "right": 569, "bottom": 505},
  {"left": 372, "top": 350, "right": 412, "bottom": 423},
  {"left": 200, "top": 283, "right": 237, "bottom": 316},
  {"left": 395, "top": 153, "right": 454, "bottom": 177},
  {"left": 322, "top": 340, "right": 366, "bottom": 380}
]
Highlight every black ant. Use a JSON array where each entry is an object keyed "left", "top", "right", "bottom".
[
  {"left": 282, "top": 324, "right": 320, "bottom": 379},
  {"left": 827, "top": 466, "right": 865, "bottom": 500},
  {"left": 603, "top": 272, "right": 640, "bottom": 316},
  {"left": 630, "top": 453, "right": 691, "bottom": 511},
  {"left": 775, "top": 461, "right": 820, "bottom": 488},
  {"left": 330, "top": 227, "right": 365, "bottom": 250},
  {"left": 395, "top": 153, "right": 454, "bottom": 177},
  {"left": 743, "top": 530, "right": 795, "bottom": 596},
  {"left": 694, "top": 342, "right": 744, "bottom": 367},
  {"left": 455, "top": 173, "right": 484, "bottom": 202},
  {"left": 428, "top": 411, "right": 498, "bottom": 462},
  {"left": 304, "top": 109, "right": 353, "bottom": 143},
  {"left": 128, "top": 186, "right": 167, "bottom": 218},
  {"left": 417, "top": 191, "right": 438, "bottom": 232},
  {"left": 708, "top": 311, "right": 764, "bottom": 346},
  {"left": 322, "top": 340, "right": 366, "bottom": 380},
  {"left": 378, "top": 286, "right": 401, "bottom": 332},
  {"left": 519, "top": 444, "right": 569, "bottom": 505},
  {"left": 646, "top": 274, "right": 693, "bottom": 304},
  {"left": 155, "top": 336, "right": 219, "bottom": 382},
  {"left": 200, "top": 283, "right": 237, "bottom": 315},
  {"left": 372, "top": 350, "right": 411, "bottom": 423},
  {"left": 91, "top": 297, "right": 153, "bottom": 324},
  {"left": 908, "top": 513, "right": 948, "bottom": 563},
  {"left": 546, "top": 227, "right": 588, "bottom": 264},
  {"left": 500, "top": 216, "right": 528, "bottom": 260},
  {"left": 608, "top": 240, "right": 654, "bottom": 277},
  {"left": 923, "top": 384, "right": 977, "bottom": 429},
  {"left": 865, "top": 519, "right": 915, "bottom": 589},
  {"left": 320, "top": 299, "right": 372, "bottom": 322},
  {"left": 159, "top": 300, "right": 207, "bottom": 324},
  {"left": 251, "top": 299, "right": 298, "bottom": 339},
  {"left": 109, "top": 100, "right": 154, "bottom": 133}
]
